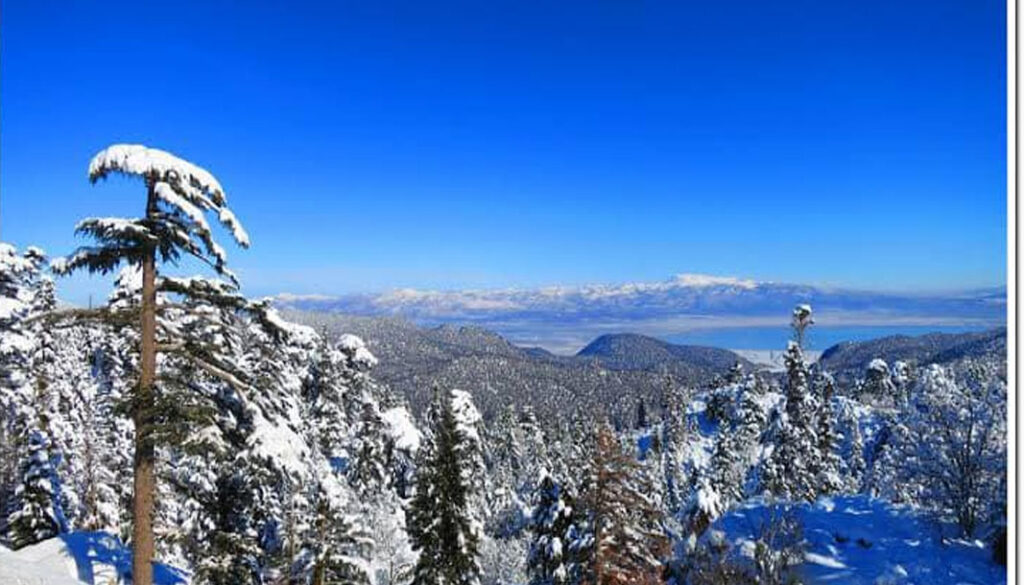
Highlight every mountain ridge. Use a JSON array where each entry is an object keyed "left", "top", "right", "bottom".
[
  {"left": 285, "top": 312, "right": 752, "bottom": 424},
  {"left": 818, "top": 327, "right": 1007, "bottom": 374},
  {"left": 576, "top": 332, "right": 753, "bottom": 373},
  {"left": 276, "top": 275, "right": 1005, "bottom": 353}
]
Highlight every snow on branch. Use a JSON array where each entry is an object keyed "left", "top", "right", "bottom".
[
  {"left": 154, "top": 182, "right": 211, "bottom": 237},
  {"left": 216, "top": 207, "right": 249, "bottom": 249},
  {"left": 90, "top": 144, "right": 224, "bottom": 205},
  {"left": 51, "top": 245, "right": 145, "bottom": 276},
  {"left": 89, "top": 144, "right": 250, "bottom": 248},
  {"left": 74, "top": 217, "right": 158, "bottom": 245}
]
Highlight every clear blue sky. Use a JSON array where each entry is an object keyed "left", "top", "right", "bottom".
[{"left": 0, "top": 1, "right": 1007, "bottom": 303}]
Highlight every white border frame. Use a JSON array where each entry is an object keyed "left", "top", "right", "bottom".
[{"left": 1008, "top": 0, "right": 1017, "bottom": 580}]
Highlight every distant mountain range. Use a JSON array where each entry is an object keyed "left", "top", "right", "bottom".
[{"left": 276, "top": 274, "right": 1006, "bottom": 353}]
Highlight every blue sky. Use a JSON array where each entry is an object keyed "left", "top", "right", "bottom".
[{"left": 0, "top": 1, "right": 1007, "bottom": 304}]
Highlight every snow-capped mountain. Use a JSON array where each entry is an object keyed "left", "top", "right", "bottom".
[
  {"left": 276, "top": 273, "right": 1005, "bottom": 322},
  {"left": 275, "top": 274, "right": 1006, "bottom": 353}
]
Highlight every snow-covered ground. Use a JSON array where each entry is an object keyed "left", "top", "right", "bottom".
[
  {"left": 716, "top": 496, "right": 1006, "bottom": 585},
  {"left": 0, "top": 532, "right": 186, "bottom": 585},
  {"left": 8, "top": 497, "right": 1005, "bottom": 585}
]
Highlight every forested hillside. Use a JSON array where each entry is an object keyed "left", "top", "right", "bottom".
[
  {"left": 286, "top": 313, "right": 750, "bottom": 426},
  {"left": 818, "top": 328, "right": 1007, "bottom": 375}
]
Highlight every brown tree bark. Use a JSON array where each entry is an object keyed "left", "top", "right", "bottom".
[
  {"left": 312, "top": 499, "right": 327, "bottom": 585},
  {"left": 132, "top": 178, "right": 158, "bottom": 585}
]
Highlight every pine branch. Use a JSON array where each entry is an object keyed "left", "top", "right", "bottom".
[
  {"left": 22, "top": 306, "right": 138, "bottom": 328},
  {"left": 156, "top": 343, "right": 252, "bottom": 407}
]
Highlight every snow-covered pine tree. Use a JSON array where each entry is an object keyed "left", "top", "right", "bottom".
[
  {"left": 542, "top": 421, "right": 571, "bottom": 497},
  {"left": 862, "top": 411, "right": 916, "bottom": 504},
  {"left": 734, "top": 378, "right": 767, "bottom": 452},
  {"left": 407, "top": 387, "right": 483, "bottom": 585},
  {"left": 790, "top": 304, "right": 813, "bottom": 347},
  {"left": 577, "top": 422, "right": 667, "bottom": 585},
  {"left": 307, "top": 481, "right": 372, "bottom": 585},
  {"left": 634, "top": 398, "right": 648, "bottom": 430},
  {"left": 685, "top": 470, "right": 724, "bottom": 539},
  {"left": 349, "top": 398, "right": 393, "bottom": 497},
  {"left": 759, "top": 305, "right": 820, "bottom": 502},
  {"left": 484, "top": 404, "right": 528, "bottom": 539},
  {"left": 332, "top": 336, "right": 419, "bottom": 585},
  {"left": 783, "top": 310, "right": 815, "bottom": 429},
  {"left": 194, "top": 462, "right": 264, "bottom": 585},
  {"left": 891, "top": 360, "right": 913, "bottom": 405},
  {"left": 340, "top": 335, "right": 392, "bottom": 493},
  {"left": 860, "top": 358, "right": 897, "bottom": 405},
  {"left": 232, "top": 317, "right": 376, "bottom": 585},
  {"left": 157, "top": 313, "right": 292, "bottom": 578},
  {"left": 27, "top": 272, "right": 103, "bottom": 536},
  {"left": 305, "top": 335, "right": 356, "bottom": 463},
  {"left": 563, "top": 412, "right": 597, "bottom": 496},
  {"left": 707, "top": 426, "right": 744, "bottom": 510},
  {"left": 517, "top": 405, "right": 550, "bottom": 504},
  {"left": 7, "top": 426, "right": 61, "bottom": 549},
  {"left": 382, "top": 396, "right": 421, "bottom": 502},
  {"left": 50, "top": 144, "right": 256, "bottom": 585},
  {"left": 811, "top": 371, "right": 842, "bottom": 496},
  {"left": 658, "top": 374, "right": 694, "bottom": 521},
  {"left": 73, "top": 342, "right": 128, "bottom": 534},
  {"left": 837, "top": 400, "right": 865, "bottom": 493},
  {"left": 0, "top": 244, "right": 48, "bottom": 541},
  {"left": 526, "top": 471, "right": 574, "bottom": 585},
  {"left": 81, "top": 310, "right": 136, "bottom": 538},
  {"left": 1, "top": 245, "right": 86, "bottom": 547},
  {"left": 704, "top": 378, "right": 768, "bottom": 517},
  {"left": 724, "top": 361, "right": 744, "bottom": 385}
]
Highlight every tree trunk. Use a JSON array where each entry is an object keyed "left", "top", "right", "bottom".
[
  {"left": 312, "top": 499, "right": 327, "bottom": 585},
  {"left": 132, "top": 179, "right": 158, "bottom": 585}
]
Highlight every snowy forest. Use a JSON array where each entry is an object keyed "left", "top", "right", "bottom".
[{"left": 0, "top": 145, "right": 1008, "bottom": 584}]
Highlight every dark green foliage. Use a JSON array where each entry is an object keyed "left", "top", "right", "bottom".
[
  {"left": 635, "top": 398, "right": 648, "bottom": 430},
  {"left": 527, "top": 473, "right": 574, "bottom": 585},
  {"left": 407, "top": 389, "right": 481, "bottom": 585},
  {"left": 307, "top": 483, "right": 370, "bottom": 585},
  {"left": 348, "top": 400, "right": 393, "bottom": 497},
  {"left": 8, "top": 429, "right": 61, "bottom": 549},
  {"left": 195, "top": 469, "right": 263, "bottom": 585}
]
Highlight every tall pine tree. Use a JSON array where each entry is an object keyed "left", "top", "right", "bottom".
[
  {"left": 51, "top": 144, "right": 256, "bottom": 585},
  {"left": 527, "top": 470, "right": 574, "bottom": 585},
  {"left": 7, "top": 427, "right": 61, "bottom": 549},
  {"left": 576, "top": 423, "right": 667, "bottom": 585},
  {"left": 408, "top": 388, "right": 483, "bottom": 585},
  {"left": 759, "top": 305, "right": 821, "bottom": 502}
]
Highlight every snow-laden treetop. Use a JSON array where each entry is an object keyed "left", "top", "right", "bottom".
[
  {"left": 88, "top": 144, "right": 250, "bottom": 248},
  {"left": 54, "top": 144, "right": 251, "bottom": 283}
]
